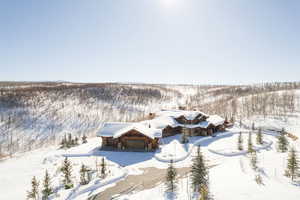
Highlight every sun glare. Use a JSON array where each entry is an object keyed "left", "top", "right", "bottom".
[{"left": 161, "top": 0, "right": 182, "bottom": 9}]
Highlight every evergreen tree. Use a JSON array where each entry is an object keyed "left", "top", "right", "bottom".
[
  {"left": 191, "top": 146, "right": 209, "bottom": 192},
  {"left": 285, "top": 147, "right": 299, "bottom": 181},
  {"left": 255, "top": 174, "right": 264, "bottom": 185},
  {"left": 250, "top": 151, "right": 258, "bottom": 171},
  {"left": 165, "top": 160, "right": 177, "bottom": 194},
  {"left": 252, "top": 122, "right": 255, "bottom": 131},
  {"left": 239, "top": 119, "right": 242, "bottom": 128},
  {"left": 42, "top": 170, "right": 53, "bottom": 200},
  {"left": 60, "top": 134, "right": 67, "bottom": 149},
  {"left": 75, "top": 137, "right": 79, "bottom": 145},
  {"left": 199, "top": 184, "right": 212, "bottom": 200},
  {"left": 80, "top": 164, "right": 89, "bottom": 185},
  {"left": 256, "top": 128, "right": 263, "bottom": 145},
  {"left": 100, "top": 157, "right": 107, "bottom": 178},
  {"left": 27, "top": 176, "right": 39, "bottom": 200},
  {"left": 61, "top": 157, "right": 73, "bottom": 189},
  {"left": 238, "top": 132, "right": 243, "bottom": 151},
  {"left": 247, "top": 132, "right": 254, "bottom": 153},
  {"left": 230, "top": 116, "right": 235, "bottom": 124},
  {"left": 277, "top": 130, "right": 289, "bottom": 153},
  {"left": 82, "top": 135, "right": 87, "bottom": 144},
  {"left": 67, "top": 133, "right": 72, "bottom": 148}
]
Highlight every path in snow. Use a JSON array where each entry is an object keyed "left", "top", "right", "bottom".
[{"left": 90, "top": 167, "right": 191, "bottom": 200}]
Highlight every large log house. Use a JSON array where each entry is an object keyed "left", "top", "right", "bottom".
[{"left": 97, "top": 110, "right": 226, "bottom": 150}]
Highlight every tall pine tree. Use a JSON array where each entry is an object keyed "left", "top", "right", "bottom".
[
  {"left": 256, "top": 128, "right": 263, "bottom": 145},
  {"left": 277, "top": 130, "right": 289, "bottom": 153},
  {"left": 238, "top": 132, "right": 243, "bottom": 151},
  {"left": 285, "top": 147, "right": 299, "bottom": 181},
  {"left": 27, "top": 176, "right": 39, "bottom": 200},
  {"left": 199, "top": 183, "right": 212, "bottom": 200},
  {"left": 80, "top": 164, "right": 89, "bottom": 185},
  {"left": 61, "top": 157, "right": 73, "bottom": 189},
  {"left": 82, "top": 135, "right": 87, "bottom": 144},
  {"left": 247, "top": 132, "right": 254, "bottom": 153},
  {"left": 42, "top": 170, "right": 53, "bottom": 200},
  {"left": 165, "top": 159, "right": 177, "bottom": 195},
  {"left": 250, "top": 151, "right": 258, "bottom": 171},
  {"left": 191, "top": 146, "right": 209, "bottom": 193},
  {"left": 252, "top": 122, "right": 255, "bottom": 131},
  {"left": 100, "top": 157, "right": 107, "bottom": 178}
]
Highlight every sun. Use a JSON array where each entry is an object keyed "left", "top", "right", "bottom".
[{"left": 161, "top": 0, "right": 182, "bottom": 8}]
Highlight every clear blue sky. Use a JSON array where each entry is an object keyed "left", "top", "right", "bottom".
[{"left": 1, "top": 0, "right": 299, "bottom": 84}]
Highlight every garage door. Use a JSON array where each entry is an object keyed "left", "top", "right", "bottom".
[{"left": 126, "top": 139, "right": 145, "bottom": 149}]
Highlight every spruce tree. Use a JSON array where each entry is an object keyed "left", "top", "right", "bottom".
[
  {"left": 230, "top": 116, "right": 235, "bottom": 124},
  {"left": 247, "top": 132, "right": 254, "bottom": 153},
  {"left": 75, "top": 137, "right": 79, "bottom": 145},
  {"left": 42, "top": 170, "right": 53, "bottom": 200},
  {"left": 61, "top": 157, "right": 73, "bottom": 189},
  {"left": 100, "top": 157, "right": 107, "bottom": 178},
  {"left": 250, "top": 151, "right": 258, "bottom": 171},
  {"left": 191, "top": 146, "right": 208, "bottom": 193},
  {"left": 60, "top": 134, "right": 67, "bottom": 149},
  {"left": 27, "top": 176, "right": 39, "bottom": 200},
  {"left": 67, "top": 133, "right": 72, "bottom": 148},
  {"left": 82, "top": 135, "right": 87, "bottom": 144},
  {"left": 256, "top": 128, "right": 263, "bottom": 145},
  {"left": 277, "top": 130, "right": 289, "bottom": 153},
  {"left": 199, "top": 184, "right": 212, "bottom": 200},
  {"left": 255, "top": 174, "right": 264, "bottom": 185},
  {"left": 80, "top": 164, "right": 89, "bottom": 185},
  {"left": 165, "top": 160, "right": 177, "bottom": 194},
  {"left": 285, "top": 147, "right": 299, "bottom": 181},
  {"left": 252, "top": 123, "right": 255, "bottom": 131},
  {"left": 238, "top": 132, "right": 243, "bottom": 151}
]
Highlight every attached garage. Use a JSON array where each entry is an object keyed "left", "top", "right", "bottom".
[
  {"left": 126, "top": 139, "right": 145, "bottom": 149},
  {"left": 97, "top": 122, "right": 162, "bottom": 151}
]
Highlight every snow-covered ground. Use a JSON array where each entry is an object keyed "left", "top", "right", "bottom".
[
  {"left": 115, "top": 128, "right": 300, "bottom": 200},
  {"left": 0, "top": 138, "right": 126, "bottom": 200},
  {"left": 1, "top": 123, "right": 300, "bottom": 200}
]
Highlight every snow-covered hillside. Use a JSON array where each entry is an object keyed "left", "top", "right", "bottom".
[
  {"left": 1, "top": 82, "right": 300, "bottom": 200},
  {"left": 0, "top": 83, "right": 188, "bottom": 155}
]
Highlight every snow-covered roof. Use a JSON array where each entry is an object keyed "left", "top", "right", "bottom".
[
  {"left": 207, "top": 115, "right": 225, "bottom": 126},
  {"left": 157, "top": 110, "right": 208, "bottom": 120},
  {"left": 147, "top": 110, "right": 224, "bottom": 129},
  {"left": 97, "top": 122, "right": 162, "bottom": 139},
  {"left": 98, "top": 111, "right": 224, "bottom": 138},
  {"left": 142, "top": 116, "right": 178, "bottom": 129}
]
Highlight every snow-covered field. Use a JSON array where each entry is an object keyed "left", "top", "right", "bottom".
[
  {"left": 1, "top": 122, "right": 300, "bottom": 200},
  {"left": 116, "top": 129, "right": 300, "bottom": 200}
]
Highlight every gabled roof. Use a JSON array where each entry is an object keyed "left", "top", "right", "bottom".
[
  {"left": 142, "top": 116, "right": 178, "bottom": 129},
  {"left": 97, "top": 110, "right": 225, "bottom": 138},
  {"left": 207, "top": 115, "right": 225, "bottom": 126},
  {"left": 157, "top": 110, "right": 208, "bottom": 121},
  {"left": 147, "top": 110, "right": 224, "bottom": 129},
  {"left": 97, "top": 122, "right": 162, "bottom": 139}
]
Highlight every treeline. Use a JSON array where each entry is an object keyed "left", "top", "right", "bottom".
[
  {"left": 189, "top": 82, "right": 300, "bottom": 120},
  {"left": 0, "top": 83, "right": 181, "bottom": 156}
]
